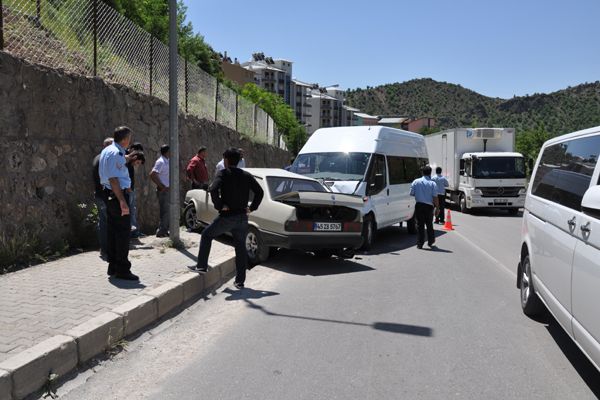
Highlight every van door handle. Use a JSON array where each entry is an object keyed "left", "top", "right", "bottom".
[
  {"left": 567, "top": 217, "right": 576, "bottom": 229},
  {"left": 581, "top": 222, "right": 591, "bottom": 234},
  {"left": 387, "top": 188, "right": 390, "bottom": 196}
]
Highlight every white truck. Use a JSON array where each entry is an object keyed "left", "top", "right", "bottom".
[{"left": 424, "top": 128, "right": 527, "bottom": 214}]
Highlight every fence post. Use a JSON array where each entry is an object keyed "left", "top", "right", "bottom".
[
  {"left": 0, "top": 0, "right": 4, "bottom": 51},
  {"left": 35, "top": 0, "right": 41, "bottom": 27},
  {"left": 266, "top": 114, "right": 269, "bottom": 142},
  {"left": 214, "top": 81, "right": 219, "bottom": 121},
  {"left": 253, "top": 104, "right": 257, "bottom": 137},
  {"left": 184, "top": 58, "right": 188, "bottom": 114},
  {"left": 92, "top": 0, "right": 97, "bottom": 76},
  {"left": 149, "top": 36, "right": 153, "bottom": 96},
  {"left": 235, "top": 94, "right": 238, "bottom": 132}
]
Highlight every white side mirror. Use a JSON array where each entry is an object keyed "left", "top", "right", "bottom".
[{"left": 581, "top": 185, "right": 600, "bottom": 214}]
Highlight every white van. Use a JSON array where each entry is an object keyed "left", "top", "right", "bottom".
[
  {"left": 518, "top": 125, "right": 600, "bottom": 372},
  {"left": 291, "top": 126, "right": 429, "bottom": 249}
]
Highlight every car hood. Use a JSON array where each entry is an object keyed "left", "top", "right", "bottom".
[{"left": 273, "top": 192, "right": 364, "bottom": 208}]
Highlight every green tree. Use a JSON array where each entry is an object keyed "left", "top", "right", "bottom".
[
  {"left": 103, "top": 0, "right": 221, "bottom": 76},
  {"left": 240, "top": 83, "right": 307, "bottom": 153},
  {"left": 516, "top": 123, "right": 551, "bottom": 173}
]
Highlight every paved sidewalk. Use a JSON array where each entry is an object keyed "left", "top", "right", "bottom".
[{"left": 0, "top": 230, "right": 232, "bottom": 363}]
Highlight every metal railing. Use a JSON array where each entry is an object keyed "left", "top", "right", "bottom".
[{"left": 0, "top": 0, "right": 284, "bottom": 148}]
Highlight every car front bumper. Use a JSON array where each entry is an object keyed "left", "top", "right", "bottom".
[{"left": 262, "top": 231, "right": 363, "bottom": 250}]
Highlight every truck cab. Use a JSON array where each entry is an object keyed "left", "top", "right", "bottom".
[{"left": 458, "top": 151, "right": 527, "bottom": 213}]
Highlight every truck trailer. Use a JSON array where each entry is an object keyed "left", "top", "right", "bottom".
[{"left": 424, "top": 128, "right": 527, "bottom": 214}]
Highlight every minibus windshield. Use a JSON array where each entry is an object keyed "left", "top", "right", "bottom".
[{"left": 291, "top": 152, "right": 371, "bottom": 181}]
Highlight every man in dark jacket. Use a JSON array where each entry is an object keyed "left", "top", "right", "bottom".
[{"left": 190, "top": 148, "right": 264, "bottom": 289}]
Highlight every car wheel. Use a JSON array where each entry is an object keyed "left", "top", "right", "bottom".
[
  {"left": 520, "top": 255, "right": 544, "bottom": 316},
  {"left": 508, "top": 208, "right": 519, "bottom": 215},
  {"left": 459, "top": 193, "right": 470, "bottom": 214},
  {"left": 183, "top": 203, "right": 202, "bottom": 231},
  {"left": 406, "top": 216, "right": 417, "bottom": 234},
  {"left": 360, "top": 214, "right": 376, "bottom": 251},
  {"left": 246, "top": 226, "right": 269, "bottom": 265}
]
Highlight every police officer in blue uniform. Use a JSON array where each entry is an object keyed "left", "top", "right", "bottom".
[{"left": 99, "top": 126, "right": 139, "bottom": 281}]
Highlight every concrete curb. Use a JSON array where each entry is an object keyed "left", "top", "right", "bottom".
[{"left": 0, "top": 253, "right": 236, "bottom": 400}]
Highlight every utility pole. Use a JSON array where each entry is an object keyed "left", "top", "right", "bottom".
[{"left": 168, "top": 0, "right": 180, "bottom": 244}]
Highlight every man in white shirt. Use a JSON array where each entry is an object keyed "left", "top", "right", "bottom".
[
  {"left": 150, "top": 144, "right": 170, "bottom": 237},
  {"left": 215, "top": 148, "right": 245, "bottom": 175}
]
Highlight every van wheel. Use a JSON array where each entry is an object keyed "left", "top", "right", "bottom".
[
  {"left": 520, "top": 255, "right": 544, "bottom": 316},
  {"left": 459, "top": 194, "right": 470, "bottom": 214},
  {"left": 246, "top": 227, "right": 269, "bottom": 265},
  {"left": 183, "top": 203, "right": 202, "bottom": 231},
  {"left": 406, "top": 217, "right": 417, "bottom": 234},
  {"left": 508, "top": 208, "right": 519, "bottom": 216},
  {"left": 361, "top": 215, "right": 376, "bottom": 251}
]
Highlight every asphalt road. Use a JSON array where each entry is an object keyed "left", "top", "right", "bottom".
[{"left": 56, "top": 210, "right": 600, "bottom": 400}]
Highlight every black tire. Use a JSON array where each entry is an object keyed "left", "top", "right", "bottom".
[
  {"left": 360, "top": 214, "right": 376, "bottom": 251},
  {"left": 183, "top": 203, "right": 202, "bottom": 231},
  {"left": 246, "top": 226, "right": 269, "bottom": 265},
  {"left": 508, "top": 208, "right": 519, "bottom": 216},
  {"left": 459, "top": 193, "right": 470, "bottom": 214},
  {"left": 406, "top": 216, "right": 417, "bottom": 234},
  {"left": 520, "top": 255, "right": 544, "bottom": 316}
]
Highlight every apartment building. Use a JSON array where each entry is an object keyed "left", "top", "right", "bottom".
[
  {"left": 291, "top": 79, "right": 313, "bottom": 126},
  {"left": 242, "top": 54, "right": 293, "bottom": 105}
]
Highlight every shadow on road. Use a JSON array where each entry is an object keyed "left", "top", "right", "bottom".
[
  {"left": 545, "top": 316, "right": 600, "bottom": 397},
  {"left": 367, "top": 226, "right": 449, "bottom": 255},
  {"left": 264, "top": 250, "right": 374, "bottom": 276},
  {"left": 465, "top": 208, "right": 523, "bottom": 219},
  {"left": 222, "top": 287, "right": 280, "bottom": 301},
  {"left": 243, "top": 299, "right": 433, "bottom": 337}
]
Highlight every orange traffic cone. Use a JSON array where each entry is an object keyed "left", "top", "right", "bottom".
[{"left": 442, "top": 209, "right": 454, "bottom": 231}]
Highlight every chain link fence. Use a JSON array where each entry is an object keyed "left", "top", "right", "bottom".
[{"left": 1, "top": 0, "right": 282, "bottom": 147}]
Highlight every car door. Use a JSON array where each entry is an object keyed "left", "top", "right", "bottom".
[
  {"left": 366, "top": 154, "right": 391, "bottom": 227},
  {"left": 386, "top": 156, "right": 412, "bottom": 223},
  {"left": 567, "top": 134, "right": 600, "bottom": 367},
  {"left": 528, "top": 141, "right": 577, "bottom": 332}
]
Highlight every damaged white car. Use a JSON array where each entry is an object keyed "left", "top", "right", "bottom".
[{"left": 183, "top": 168, "right": 364, "bottom": 264}]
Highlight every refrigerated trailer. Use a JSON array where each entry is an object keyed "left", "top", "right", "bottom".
[{"left": 425, "top": 128, "right": 527, "bottom": 214}]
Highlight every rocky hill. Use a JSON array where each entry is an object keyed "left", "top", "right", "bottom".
[{"left": 345, "top": 78, "right": 600, "bottom": 136}]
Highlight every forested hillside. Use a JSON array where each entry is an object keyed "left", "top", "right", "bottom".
[{"left": 345, "top": 79, "right": 600, "bottom": 137}]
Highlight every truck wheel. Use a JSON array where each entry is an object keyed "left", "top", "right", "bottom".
[
  {"left": 406, "top": 217, "right": 417, "bottom": 234},
  {"left": 459, "top": 194, "right": 470, "bottom": 214},
  {"left": 246, "top": 226, "right": 269, "bottom": 265},
  {"left": 360, "top": 215, "right": 376, "bottom": 251},
  {"left": 520, "top": 255, "right": 544, "bottom": 316},
  {"left": 183, "top": 203, "right": 202, "bottom": 231}
]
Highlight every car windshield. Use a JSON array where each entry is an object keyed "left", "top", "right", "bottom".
[
  {"left": 267, "top": 177, "right": 327, "bottom": 198},
  {"left": 290, "top": 152, "right": 371, "bottom": 181},
  {"left": 473, "top": 157, "right": 526, "bottom": 179}
]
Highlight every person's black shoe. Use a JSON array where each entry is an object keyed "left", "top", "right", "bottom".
[
  {"left": 188, "top": 265, "right": 208, "bottom": 273},
  {"left": 107, "top": 264, "right": 116, "bottom": 276},
  {"left": 115, "top": 272, "right": 139, "bottom": 281},
  {"left": 428, "top": 241, "right": 436, "bottom": 247},
  {"left": 234, "top": 282, "right": 244, "bottom": 289},
  {"left": 417, "top": 244, "right": 423, "bottom": 249}
]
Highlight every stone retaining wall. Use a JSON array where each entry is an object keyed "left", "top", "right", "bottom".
[{"left": 0, "top": 52, "right": 289, "bottom": 243}]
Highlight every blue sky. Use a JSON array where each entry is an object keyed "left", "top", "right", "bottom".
[{"left": 183, "top": 0, "right": 600, "bottom": 99}]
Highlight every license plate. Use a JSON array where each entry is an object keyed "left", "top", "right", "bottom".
[
  {"left": 494, "top": 199, "right": 508, "bottom": 204},
  {"left": 313, "top": 222, "right": 342, "bottom": 232}
]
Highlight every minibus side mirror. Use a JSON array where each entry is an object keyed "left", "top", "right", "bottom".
[{"left": 582, "top": 185, "right": 600, "bottom": 217}]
